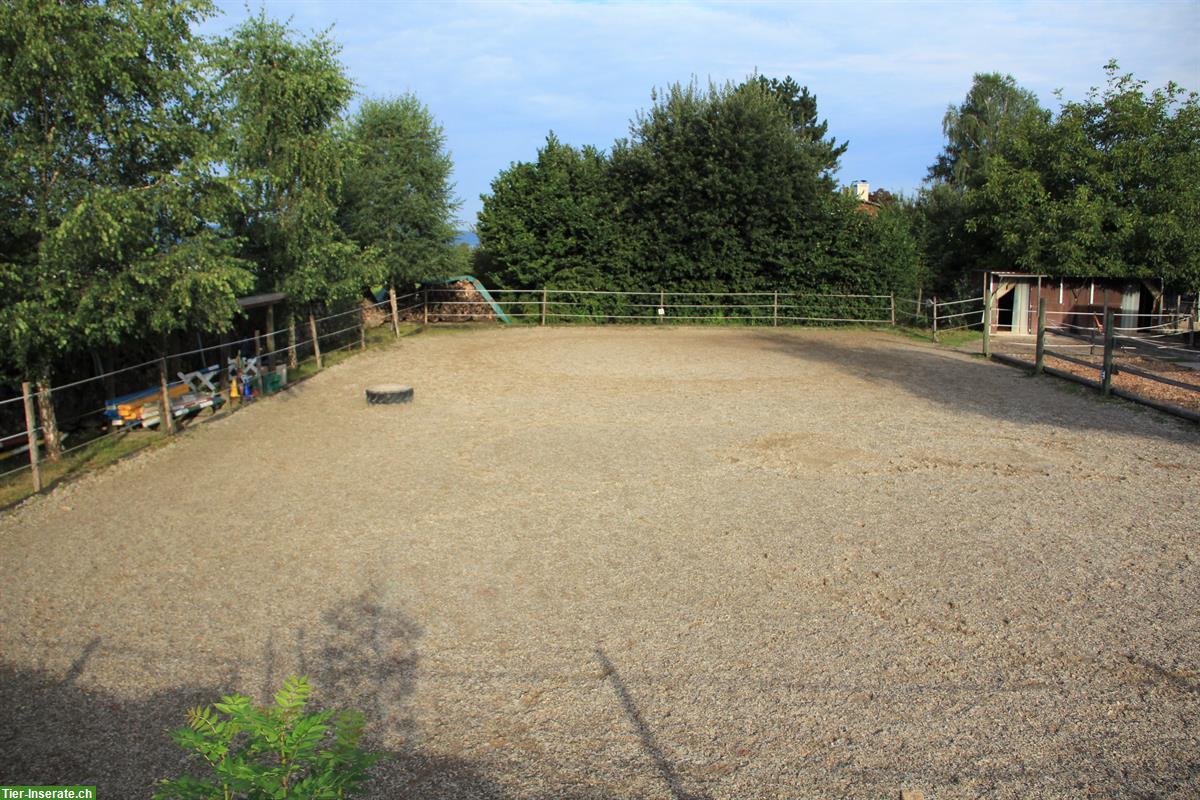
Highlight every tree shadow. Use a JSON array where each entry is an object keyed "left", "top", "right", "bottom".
[
  {"left": 0, "top": 593, "right": 616, "bottom": 799},
  {"left": 748, "top": 330, "right": 1200, "bottom": 443}
]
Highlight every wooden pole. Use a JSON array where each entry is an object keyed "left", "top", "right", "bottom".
[
  {"left": 158, "top": 357, "right": 176, "bottom": 435},
  {"left": 287, "top": 313, "right": 298, "bottom": 368},
  {"left": 932, "top": 296, "right": 939, "bottom": 342},
  {"left": 388, "top": 285, "right": 401, "bottom": 338},
  {"left": 1190, "top": 306, "right": 1196, "bottom": 347},
  {"left": 1102, "top": 308, "right": 1115, "bottom": 396},
  {"left": 773, "top": 291, "right": 779, "bottom": 327},
  {"left": 423, "top": 287, "right": 429, "bottom": 325},
  {"left": 982, "top": 291, "right": 992, "bottom": 358},
  {"left": 1034, "top": 297, "right": 1046, "bottom": 375},
  {"left": 218, "top": 337, "right": 230, "bottom": 395},
  {"left": 541, "top": 287, "right": 547, "bottom": 326},
  {"left": 889, "top": 293, "right": 896, "bottom": 326},
  {"left": 265, "top": 305, "right": 276, "bottom": 368},
  {"left": 253, "top": 330, "right": 265, "bottom": 392},
  {"left": 359, "top": 305, "right": 367, "bottom": 350},
  {"left": 21, "top": 382, "right": 41, "bottom": 493},
  {"left": 309, "top": 310, "right": 323, "bottom": 370}
]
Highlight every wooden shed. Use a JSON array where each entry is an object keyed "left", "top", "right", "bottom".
[{"left": 980, "top": 272, "right": 1163, "bottom": 335}]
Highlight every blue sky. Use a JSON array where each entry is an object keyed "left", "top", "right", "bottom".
[{"left": 204, "top": 1, "right": 1199, "bottom": 228}]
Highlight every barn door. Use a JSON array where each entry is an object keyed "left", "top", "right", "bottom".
[
  {"left": 1120, "top": 285, "right": 1140, "bottom": 332},
  {"left": 1012, "top": 283, "right": 1030, "bottom": 334}
]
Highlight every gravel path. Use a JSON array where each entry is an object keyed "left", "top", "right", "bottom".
[{"left": 1, "top": 326, "right": 1198, "bottom": 799}]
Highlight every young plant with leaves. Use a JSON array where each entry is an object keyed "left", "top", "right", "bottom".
[{"left": 155, "top": 675, "right": 380, "bottom": 800}]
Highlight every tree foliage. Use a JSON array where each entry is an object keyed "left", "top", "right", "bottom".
[
  {"left": 965, "top": 63, "right": 1200, "bottom": 288},
  {"left": 929, "top": 72, "right": 1044, "bottom": 188},
  {"left": 0, "top": 0, "right": 252, "bottom": 376},
  {"left": 476, "top": 133, "right": 619, "bottom": 289},
  {"left": 338, "top": 96, "right": 459, "bottom": 288},
  {"left": 478, "top": 77, "right": 920, "bottom": 299},
  {"left": 214, "top": 13, "right": 377, "bottom": 307}
]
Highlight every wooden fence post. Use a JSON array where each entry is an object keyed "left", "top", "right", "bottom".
[
  {"left": 932, "top": 296, "right": 939, "bottom": 342},
  {"left": 265, "top": 305, "right": 276, "bottom": 367},
  {"left": 423, "top": 287, "right": 429, "bottom": 325},
  {"left": 359, "top": 306, "right": 367, "bottom": 350},
  {"left": 1034, "top": 297, "right": 1046, "bottom": 375},
  {"left": 773, "top": 291, "right": 779, "bottom": 327},
  {"left": 309, "top": 311, "right": 323, "bottom": 370},
  {"left": 21, "top": 382, "right": 41, "bottom": 493},
  {"left": 219, "top": 338, "right": 230, "bottom": 396},
  {"left": 982, "top": 292, "right": 992, "bottom": 358},
  {"left": 1102, "top": 308, "right": 1115, "bottom": 396},
  {"left": 889, "top": 294, "right": 896, "bottom": 326},
  {"left": 388, "top": 285, "right": 401, "bottom": 337},
  {"left": 286, "top": 313, "right": 299, "bottom": 368},
  {"left": 541, "top": 287, "right": 547, "bottom": 326},
  {"left": 1190, "top": 307, "right": 1196, "bottom": 347},
  {"left": 158, "top": 357, "right": 176, "bottom": 435}
]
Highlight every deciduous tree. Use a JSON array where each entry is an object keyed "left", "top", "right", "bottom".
[{"left": 0, "top": 0, "right": 251, "bottom": 457}]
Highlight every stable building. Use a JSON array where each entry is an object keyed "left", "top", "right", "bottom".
[{"left": 981, "top": 272, "right": 1165, "bottom": 335}]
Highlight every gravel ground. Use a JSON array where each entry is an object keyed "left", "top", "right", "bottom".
[{"left": 1, "top": 326, "right": 1198, "bottom": 799}]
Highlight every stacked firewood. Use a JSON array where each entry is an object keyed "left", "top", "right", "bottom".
[{"left": 424, "top": 281, "right": 497, "bottom": 322}]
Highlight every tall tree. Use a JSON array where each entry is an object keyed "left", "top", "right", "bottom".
[
  {"left": 215, "top": 13, "right": 376, "bottom": 314},
  {"left": 609, "top": 78, "right": 845, "bottom": 291},
  {"left": 477, "top": 133, "right": 620, "bottom": 289},
  {"left": 749, "top": 75, "right": 847, "bottom": 180},
  {"left": 0, "top": 0, "right": 251, "bottom": 458},
  {"left": 929, "top": 72, "right": 1043, "bottom": 188},
  {"left": 965, "top": 62, "right": 1200, "bottom": 288},
  {"left": 339, "top": 95, "right": 460, "bottom": 289}
]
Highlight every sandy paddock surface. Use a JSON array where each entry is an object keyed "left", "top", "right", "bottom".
[{"left": 1, "top": 326, "right": 1198, "bottom": 799}]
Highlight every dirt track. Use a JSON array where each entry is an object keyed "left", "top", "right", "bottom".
[{"left": 1, "top": 326, "right": 1198, "bottom": 799}]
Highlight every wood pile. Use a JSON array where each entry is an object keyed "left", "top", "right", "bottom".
[
  {"left": 416, "top": 281, "right": 498, "bottom": 323},
  {"left": 359, "top": 298, "right": 388, "bottom": 328}
]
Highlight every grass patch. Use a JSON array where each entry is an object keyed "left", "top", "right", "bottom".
[
  {"left": 0, "top": 428, "right": 167, "bottom": 508},
  {"left": 885, "top": 325, "right": 983, "bottom": 348},
  {"left": 1, "top": 323, "right": 430, "bottom": 511}
]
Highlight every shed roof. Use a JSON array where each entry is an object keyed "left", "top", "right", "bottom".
[{"left": 236, "top": 292, "right": 286, "bottom": 310}]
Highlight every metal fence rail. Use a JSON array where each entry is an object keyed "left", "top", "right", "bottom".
[
  {"left": 428, "top": 288, "right": 900, "bottom": 327},
  {"left": 0, "top": 291, "right": 421, "bottom": 498}
]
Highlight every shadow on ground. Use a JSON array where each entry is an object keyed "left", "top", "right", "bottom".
[
  {"left": 749, "top": 330, "right": 1200, "bottom": 443},
  {"left": 0, "top": 592, "right": 616, "bottom": 799}
]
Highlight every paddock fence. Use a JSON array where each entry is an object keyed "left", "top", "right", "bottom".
[
  {"left": 0, "top": 291, "right": 423, "bottom": 501},
  {"left": 990, "top": 301, "right": 1200, "bottom": 421},
  {"left": 426, "top": 287, "right": 902, "bottom": 327}
]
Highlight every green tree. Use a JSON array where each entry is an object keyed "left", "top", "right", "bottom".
[
  {"left": 610, "top": 78, "right": 849, "bottom": 292},
  {"left": 930, "top": 72, "right": 1044, "bottom": 188},
  {"left": 215, "top": 13, "right": 377, "bottom": 323},
  {"left": 965, "top": 62, "right": 1200, "bottom": 288},
  {"left": 339, "top": 96, "right": 460, "bottom": 291},
  {"left": 477, "top": 132, "right": 620, "bottom": 289},
  {"left": 748, "top": 75, "right": 847, "bottom": 179},
  {"left": 0, "top": 0, "right": 251, "bottom": 458}
]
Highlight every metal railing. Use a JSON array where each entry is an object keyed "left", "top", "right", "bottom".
[{"left": 0, "top": 291, "right": 422, "bottom": 498}]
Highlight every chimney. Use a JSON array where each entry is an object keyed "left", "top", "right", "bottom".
[{"left": 853, "top": 180, "right": 870, "bottom": 202}]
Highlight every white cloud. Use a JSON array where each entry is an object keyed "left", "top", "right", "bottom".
[{"left": 207, "top": 0, "right": 1200, "bottom": 223}]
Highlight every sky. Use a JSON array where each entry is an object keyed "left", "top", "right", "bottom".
[{"left": 203, "top": 1, "right": 1200, "bottom": 228}]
